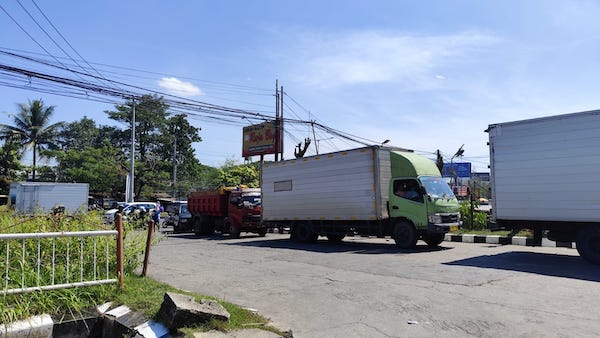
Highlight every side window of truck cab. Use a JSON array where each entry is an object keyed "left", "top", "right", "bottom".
[{"left": 393, "top": 179, "right": 424, "bottom": 203}]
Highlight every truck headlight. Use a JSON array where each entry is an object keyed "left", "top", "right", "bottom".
[{"left": 428, "top": 214, "right": 442, "bottom": 224}]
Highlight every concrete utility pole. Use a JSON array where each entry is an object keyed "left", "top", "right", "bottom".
[
  {"left": 280, "top": 85, "right": 284, "bottom": 160},
  {"left": 275, "top": 80, "right": 279, "bottom": 162},
  {"left": 172, "top": 136, "right": 177, "bottom": 200},
  {"left": 128, "top": 98, "right": 136, "bottom": 203}
]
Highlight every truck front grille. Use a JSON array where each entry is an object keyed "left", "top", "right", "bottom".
[
  {"left": 243, "top": 215, "right": 261, "bottom": 223},
  {"left": 441, "top": 213, "right": 460, "bottom": 223}
]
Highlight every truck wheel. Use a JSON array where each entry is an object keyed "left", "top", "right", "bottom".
[
  {"left": 393, "top": 221, "right": 417, "bottom": 249},
  {"left": 203, "top": 223, "right": 215, "bottom": 236},
  {"left": 193, "top": 218, "right": 203, "bottom": 236},
  {"left": 257, "top": 228, "right": 267, "bottom": 237},
  {"left": 576, "top": 225, "right": 600, "bottom": 265},
  {"left": 423, "top": 233, "right": 445, "bottom": 247},
  {"left": 294, "top": 222, "right": 318, "bottom": 242},
  {"left": 228, "top": 222, "right": 241, "bottom": 238},
  {"left": 326, "top": 234, "right": 345, "bottom": 242}
]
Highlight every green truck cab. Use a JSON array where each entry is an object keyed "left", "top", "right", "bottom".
[{"left": 388, "top": 151, "right": 461, "bottom": 247}]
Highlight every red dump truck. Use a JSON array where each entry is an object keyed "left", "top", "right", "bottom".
[{"left": 187, "top": 187, "right": 265, "bottom": 237}]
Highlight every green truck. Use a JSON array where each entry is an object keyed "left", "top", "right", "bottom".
[{"left": 261, "top": 146, "right": 461, "bottom": 247}]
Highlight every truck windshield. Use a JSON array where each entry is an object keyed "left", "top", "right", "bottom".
[
  {"left": 242, "top": 195, "right": 261, "bottom": 207},
  {"left": 420, "top": 176, "right": 455, "bottom": 199}
]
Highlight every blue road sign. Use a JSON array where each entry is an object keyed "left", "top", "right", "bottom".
[{"left": 442, "top": 162, "right": 472, "bottom": 178}]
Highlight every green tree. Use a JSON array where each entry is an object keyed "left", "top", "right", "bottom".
[
  {"left": 105, "top": 95, "right": 204, "bottom": 199},
  {"left": 161, "top": 114, "right": 203, "bottom": 196},
  {"left": 0, "top": 99, "right": 63, "bottom": 181},
  {"left": 216, "top": 160, "right": 260, "bottom": 187},
  {"left": 106, "top": 95, "right": 170, "bottom": 197},
  {"left": 56, "top": 117, "right": 100, "bottom": 151},
  {"left": 0, "top": 139, "right": 22, "bottom": 193},
  {"left": 54, "top": 144, "right": 127, "bottom": 195}
]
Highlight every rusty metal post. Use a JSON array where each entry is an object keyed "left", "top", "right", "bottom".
[
  {"left": 115, "top": 213, "right": 124, "bottom": 290},
  {"left": 142, "top": 220, "right": 155, "bottom": 277}
]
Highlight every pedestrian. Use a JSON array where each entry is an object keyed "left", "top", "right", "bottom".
[{"left": 153, "top": 201, "right": 164, "bottom": 231}]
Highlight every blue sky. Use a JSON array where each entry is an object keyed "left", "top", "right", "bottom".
[{"left": 2, "top": 0, "right": 600, "bottom": 171}]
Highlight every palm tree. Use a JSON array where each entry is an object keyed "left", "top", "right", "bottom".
[{"left": 0, "top": 99, "right": 63, "bottom": 181}]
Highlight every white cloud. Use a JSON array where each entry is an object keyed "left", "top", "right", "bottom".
[
  {"left": 291, "top": 30, "right": 498, "bottom": 88},
  {"left": 157, "top": 77, "right": 204, "bottom": 96}
]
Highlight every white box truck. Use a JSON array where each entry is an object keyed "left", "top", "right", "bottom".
[
  {"left": 9, "top": 182, "right": 89, "bottom": 214},
  {"left": 487, "top": 110, "right": 600, "bottom": 264},
  {"left": 261, "top": 146, "right": 461, "bottom": 248}
]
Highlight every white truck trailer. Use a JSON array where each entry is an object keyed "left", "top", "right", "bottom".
[
  {"left": 9, "top": 182, "right": 89, "bottom": 214},
  {"left": 261, "top": 146, "right": 461, "bottom": 247},
  {"left": 487, "top": 110, "right": 600, "bottom": 264}
]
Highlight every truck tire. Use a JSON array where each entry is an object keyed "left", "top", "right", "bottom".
[
  {"left": 193, "top": 218, "right": 203, "bottom": 236},
  {"left": 393, "top": 221, "right": 417, "bottom": 249},
  {"left": 228, "top": 221, "right": 241, "bottom": 238},
  {"left": 257, "top": 228, "right": 267, "bottom": 237},
  {"left": 326, "top": 234, "right": 345, "bottom": 243},
  {"left": 294, "top": 222, "right": 318, "bottom": 242},
  {"left": 423, "top": 233, "right": 445, "bottom": 247},
  {"left": 576, "top": 225, "right": 600, "bottom": 265},
  {"left": 202, "top": 217, "right": 215, "bottom": 236}
]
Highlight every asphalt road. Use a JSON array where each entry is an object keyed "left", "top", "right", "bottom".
[{"left": 148, "top": 231, "right": 600, "bottom": 338}]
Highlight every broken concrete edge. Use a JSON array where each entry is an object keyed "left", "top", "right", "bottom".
[
  {"left": 0, "top": 299, "right": 284, "bottom": 338},
  {"left": 444, "top": 234, "right": 576, "bottom": 248},
  {"left": 159, "top": 292, "right": 231, "bottom": 329},
  {"left": 0, "top": 303, "right": 169, "bottom": 338}
]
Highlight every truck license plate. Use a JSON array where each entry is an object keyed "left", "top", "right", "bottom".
[{"left": 449, "top": 225, "right": 458, "bottom": 232}]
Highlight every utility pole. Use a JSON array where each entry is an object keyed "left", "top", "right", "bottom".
[
  {"left": 128, "top": 97, "right": 136, "bottom": 203},
  {"left": 280, "top": 84, "right": 284, "bottom": 160},
  {"left": 275, "top": 80, "right": 279, "bottom": 162},
  {"left": 172, "top": 136, "right": 177, "bottom": 200},
  {"left": 311, "top": 121, "right": 318, "bottom": 154}
]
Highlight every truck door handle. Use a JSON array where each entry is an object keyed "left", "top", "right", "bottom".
[{"left": 392, "top": 205, "right": 399, "bottom": 210}]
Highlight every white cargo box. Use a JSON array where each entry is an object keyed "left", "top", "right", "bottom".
[
  {"left": 488, "top": 110, "right": 600, "bottom": 222},
  {"left": 9, "top": 182, "right": 89, "bottom": 214},
  {"left": 261, "top": 147, "right": 394, "bottom": 221}
]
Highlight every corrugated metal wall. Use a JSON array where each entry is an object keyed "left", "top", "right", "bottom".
[
  {"left": 262, "top": 147, "right": 391, "bottom": 221},
  {"left": 489, "top": 111, "right": 600, "bottom": 222}
]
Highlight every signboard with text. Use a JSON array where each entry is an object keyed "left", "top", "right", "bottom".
[
  {"left": 442, "top": 162, "right": 472, "bottom": 178},
  {"left": 242, "top": 121, "right": 282, "bottom": 157}
]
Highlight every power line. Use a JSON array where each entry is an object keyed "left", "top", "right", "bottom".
[{"left": 28, "top": 0, "right": 121, "bottom": 90}]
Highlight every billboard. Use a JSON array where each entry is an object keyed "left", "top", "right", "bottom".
[
  {"left": 242, "top": 121, "right": 282, "bottom": 157},
  {"left": 442, "top": 162, "right": 472, "bottom": 178}
]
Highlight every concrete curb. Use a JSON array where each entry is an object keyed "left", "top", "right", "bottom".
[
  {"left": 0, "top": 314, "right": 53, "bottom": 337},
  {"left": 0, "top": 304, "right": 170, "bottom": 338},
  {"left": 444, "top": 234, "right": 576, "bottom": 248}
]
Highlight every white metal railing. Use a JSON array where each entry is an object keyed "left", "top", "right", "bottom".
[{"left": 1, "top": 230, "right": 118, "bottom": 295}]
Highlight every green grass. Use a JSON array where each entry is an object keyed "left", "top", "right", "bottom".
[{"left": 0, "top": 210, "right": 285, "bottom": 336}]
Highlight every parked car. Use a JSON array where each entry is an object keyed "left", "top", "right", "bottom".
[
  {"left": 164, "top": 201, "right": 192, "bottom": 233},
  {"left": 102, "top": 202, "right": 158, "bottom": 224}
]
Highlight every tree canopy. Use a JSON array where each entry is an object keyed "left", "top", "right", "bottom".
[
  {"left": 0, "top": 99, "right": 63, "bottom": 181},
  {"left": 0, "top": 96, "right": 261, "bottom": 199}
]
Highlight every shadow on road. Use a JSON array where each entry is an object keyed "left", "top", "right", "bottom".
[
  {"left": 444, "top": 251, "right": 600, "bottom": 282},
  {"left": 223, "top": 237, "right": 452, "bottom": 255},
  {"left": 165, "top": 233, "right": 265, "bottom": 240}
]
